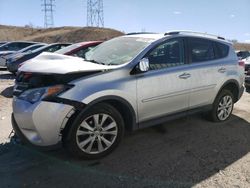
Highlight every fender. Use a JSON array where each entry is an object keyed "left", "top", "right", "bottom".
[
  {"left": 85, "top": 95, "right": 137, "bottom": 130},
  {"left": 214, "top": 79, "right": 241, "bottom": 103}
]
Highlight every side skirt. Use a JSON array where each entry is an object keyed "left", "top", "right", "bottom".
[{"left": 138, "top": 105, "right": 212, "bottom": 129}]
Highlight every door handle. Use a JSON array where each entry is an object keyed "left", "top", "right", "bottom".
[
  {"left": 179, "top": 73, "right": 191, "bottom": 79},
  {"left": 218, "top": 67, "right": 226, "bottom": 73}
]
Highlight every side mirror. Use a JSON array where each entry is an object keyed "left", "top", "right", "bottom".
[{"left": 139, "top": 58, "right": 149, "bottom": 72}]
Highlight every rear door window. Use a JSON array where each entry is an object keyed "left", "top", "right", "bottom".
[{"left": 188, "top": 38, "right": 215, "bottom": 63}]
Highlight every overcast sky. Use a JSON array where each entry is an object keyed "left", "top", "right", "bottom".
[{"left": 0, "top": 0, "right": 250, "bottom": 42}]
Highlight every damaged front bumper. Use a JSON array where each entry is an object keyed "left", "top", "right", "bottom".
[{"left": 12, "top": 97, "right": 76, "bottom": 146}]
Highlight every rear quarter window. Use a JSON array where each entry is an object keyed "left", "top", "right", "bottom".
[{"left": 214, "top": 42, "right": 229, "bottom": 59}]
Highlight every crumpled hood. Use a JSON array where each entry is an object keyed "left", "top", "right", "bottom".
[{"left": 19, "top": 52, "right": 118, "bottom": 74}]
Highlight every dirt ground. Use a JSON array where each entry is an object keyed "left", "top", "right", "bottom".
[{"left": 1, "top": 69, "right": 250, "bottom": 188}]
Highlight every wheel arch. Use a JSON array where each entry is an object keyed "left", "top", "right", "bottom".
[
  {"left": 87, "top": 96, "right": 137, "bottom": 132},
  {"left": 215, "top": 79, "right": 240, "bottom": 103},
  {"left": 61, "top": 95, "right": 137, "bottom": 144}
]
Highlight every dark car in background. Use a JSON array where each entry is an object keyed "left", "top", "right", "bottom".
[
  {"left": 1, "top": 43, "right": 47, "bottom": 67},
  {"left": 236, "top": 50, "right": 250, "bottom": 60},
  {"left": 0, "top": 41, "right": 39, "bottom": 67},
  {"left": 0, "top": 41, "right": 39, "bottom": 52},
  {"left": 0, "top": 41, "right": 7, "bottom": 46},
  {"left": 55, "top": 41, "right": 102, "bottom": 58},
  {"left": 6, "top": 43, "right": 71, "bottom": 74},
  {"left": 245, "top": 70, "right": 250, "bottom": 90}
]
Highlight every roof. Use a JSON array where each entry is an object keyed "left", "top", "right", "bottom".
[
  {"left": 122, "top": 31, "right": 231, "bottom": 44},
  {"left": 122, "top": 33, "right": 164, "bottom": 40}
]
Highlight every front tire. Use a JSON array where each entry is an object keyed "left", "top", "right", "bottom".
[
  {"left": 65, "top": 103, "right": 124, "bottom": 159},
  {"left": 209, "top": 90, "right": 234, "bottom": 122}
]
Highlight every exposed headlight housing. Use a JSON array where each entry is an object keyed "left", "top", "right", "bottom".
[{"left": 19, "top": 85, "right": 71, "bottom": 104}]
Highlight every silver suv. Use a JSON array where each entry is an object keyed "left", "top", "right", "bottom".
[{"left": 12, "top": 31, "right": 245, "bottom": 159}]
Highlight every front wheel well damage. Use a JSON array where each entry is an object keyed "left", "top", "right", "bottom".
[
  {"left": 61, "top": 97, "right": 137, "bottom": 145},
  {"left": 102, "top": 99, "right": 136, "bottom": 132}
]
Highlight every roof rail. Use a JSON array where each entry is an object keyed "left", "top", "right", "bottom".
[
  {"left": 164, "top": 30, "right": 225, "bottom": 40},
  {"left": 126, "top": 32, "right": 158, "bottom": 35}
]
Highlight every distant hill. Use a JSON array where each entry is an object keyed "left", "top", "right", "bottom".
[
  {"left": 233, "top": 43, "right": 250, "bottom": 51},
  {"left": 0, "top": 25, "right": 249, "bottom": 51},
  {"left": 0, "top": 25, "right": 124, "bottom": 43}
]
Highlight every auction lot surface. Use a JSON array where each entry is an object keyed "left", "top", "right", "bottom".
[{"left": 1, "top": 69, "right": 250, "bottom": 188}]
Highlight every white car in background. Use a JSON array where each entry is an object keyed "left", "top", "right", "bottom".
[
  {"left": 243, "top": 57, "right": 250, "bottom": 90},
  {"left": 242, "top": 56, "right": 250, "bottom": 72}
]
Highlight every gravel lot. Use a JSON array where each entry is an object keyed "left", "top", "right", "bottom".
[{"left": 1, "top": 69, "right": 250, "bottom": 188}]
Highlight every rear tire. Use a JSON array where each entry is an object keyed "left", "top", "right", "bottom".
[
  {"left": 208, "top": 90, "right": 234, "bottom": 122},
  {"left": 64, "top": 103, "right": 124, "bottom": 159}
]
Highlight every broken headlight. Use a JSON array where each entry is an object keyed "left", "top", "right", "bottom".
[{"left": 19, "top": 85, "right": 70, "bottom": 104}]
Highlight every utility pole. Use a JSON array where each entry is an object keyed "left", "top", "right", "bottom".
[
  {"left": 87, "top": 0, "right": 104, "bottom": 27},
  {"left": 42, "top": 0, "right": 55, "bottom": 28}
]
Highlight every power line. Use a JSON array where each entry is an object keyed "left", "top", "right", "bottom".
[
  {"left": 87, "top": 0, "right": 104, "bottom": 27},
  {"left": 41, "top": 0, "right": 55, "bottom": 28}
]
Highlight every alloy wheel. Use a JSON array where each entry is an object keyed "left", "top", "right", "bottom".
[
  {"left": 217, "top": 95, "right": 233, "bottom": 121},
  {"left": 76, "top": 113, "right": 118, "bottom": 154}
]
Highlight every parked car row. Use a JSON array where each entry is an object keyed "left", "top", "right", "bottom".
[
  {"left": 236, "top": 50, "right": 250, "bottom": 89},
  {"left": 0, "top": 40, "right": 103, "bottom": 74},
  {"left": 11, "top": 31, "right": 245, "bottom": 159},
  {"left": 0, "top": 41, "right": 39, "bottom": 67}
]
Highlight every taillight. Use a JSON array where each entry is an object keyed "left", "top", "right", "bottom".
[{"left": 238, "top": 60, "right": 245, "bottom": 67}]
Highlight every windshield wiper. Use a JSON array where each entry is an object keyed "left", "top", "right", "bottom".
[{"left": 85, "top": 59, "right": 105, "bottom": 65}]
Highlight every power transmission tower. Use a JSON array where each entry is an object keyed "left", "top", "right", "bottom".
[
  {"left": 42, "top": 0, "right": 55, "bottom": 28},
  {"left": 87, "top": 0, "right": 104, "bottom": 27}
]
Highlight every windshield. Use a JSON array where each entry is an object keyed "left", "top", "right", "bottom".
[
  {"left": 32, "top": 45, "right": 50, "bottom": 53},
  {"left": 19, "top": 44, "right": 44, "bottom": 53},
  {"left": 85, "top": 37, "right": 153, "bottom": 65},
  {"left": 0, "top": 42, "right": 16, "bottom": 51},
  {"left": 55, "top": 43, "right": 82, "bottom": 54}
]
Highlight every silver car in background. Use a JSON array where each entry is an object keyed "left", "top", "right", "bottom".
[{"left": 12, "top": 31, "right": 245, "bottom": 159}]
